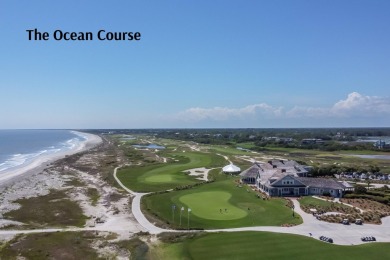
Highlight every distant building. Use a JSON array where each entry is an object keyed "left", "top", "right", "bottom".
[
  {"left": 301, "top": 139, "right": 325, "bottom": 145},
  {"left": 262, "top": 137, "right": 294, "bottom": 143},
  {"left": 374, "top": 140, "right": 390, "bottom": 149}
]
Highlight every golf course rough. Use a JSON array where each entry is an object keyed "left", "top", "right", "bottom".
[{"left": 179, "top": 191, "right": 248, "bottom": 220}]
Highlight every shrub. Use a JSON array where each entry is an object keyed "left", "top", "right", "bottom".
[{"left": 354, "top": 185, "right": 367, "bottom": 194}]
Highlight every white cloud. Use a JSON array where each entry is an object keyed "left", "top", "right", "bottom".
[
  {"left": 175, "top": 92, "right": 390, "bottom": 123},
  {"left": 287, "top": 92, "right": 390, "bottom": 118},
  {"left": 176, "top": 103, "right": 283, "bottom": 122},
  {"left": 286, "top": 107, "right": 329, "bottom": 118},
  {"left": 331, "top": 92, "right": 390, "bottom": 115}
]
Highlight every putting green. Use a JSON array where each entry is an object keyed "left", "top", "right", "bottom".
[
  {"left": 144, "top": 174, "right": 173, "bottom": 183},
  {"left": 179, "top": 191, "right": 247, "bottom": 220}
]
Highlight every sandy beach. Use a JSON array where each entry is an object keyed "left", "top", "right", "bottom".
[
  {"left": 0, "top": 131, "right": 102, "bottom": 188},
  {"left": 0, "top": 131, "right": 142, "bottom": 245}
]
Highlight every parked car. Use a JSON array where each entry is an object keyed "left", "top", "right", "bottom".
[
  {"left": 342, "top": 219, "right": 349, "bottom": 225},
  {"left": 355, "top": 219, "right": 363, "bottom": 225}
]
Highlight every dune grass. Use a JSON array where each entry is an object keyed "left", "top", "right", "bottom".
[
  {"left": 156, "top": 231, "right": 390, "bottom": 260},
  {"left": 0, "top": 232, "right": 102, "bottom": 259},
  {"left": 3, "top": 189, "right": 88, "bottom": 228}
]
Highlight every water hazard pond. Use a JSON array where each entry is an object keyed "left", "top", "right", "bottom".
[
  {"left": 132, "top": 144, "right": 165, "bottom": 149},
  {"left": 347, "top": 154, "right": 390, "bottom": 160}
]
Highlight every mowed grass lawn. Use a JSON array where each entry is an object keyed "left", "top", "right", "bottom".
[
  {"left": 155, "top": 232, "right": 390, "bottom": 260},
  {"left": 143, "top": 177, "right": 302, "bottom": 229},
  {"left": 117, "top": 152, "right": 226, "bottom": 192}
]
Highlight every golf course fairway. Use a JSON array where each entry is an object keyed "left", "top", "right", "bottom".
[
  {"left": 117, "top": 152, "right": 226, "bottom": 192},
  {"left": 155, "top": 231, "right": 390, "bottom": 260}
]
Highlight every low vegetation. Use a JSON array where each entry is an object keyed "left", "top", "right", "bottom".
[
  {"left": 0, "top": 232, "right": 102, "bottom": 259},
  {"left": 344, "top": 185, "right": 390, "bottom": 205},
  {"left": 299, "top": 197, "right": 358, "bottom": 215},
  {"left": 3, "top": 189, "right": 88, "bottom": 228},
  {"left": 298, "top": 196, "right": 390, "bottom": 225},
  {"left": 86, "top": 187, "right": 100, "bottom": 206},
  {"left": 0, "top": 231, "right": 150, "bottom": 260}
]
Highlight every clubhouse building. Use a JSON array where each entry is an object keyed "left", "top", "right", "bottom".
[{"left": 240, "top": 160, "right": 347, "bottom": 198}]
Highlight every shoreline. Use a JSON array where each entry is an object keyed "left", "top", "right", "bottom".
[{"left": 0, "top": 131, "right": 103, "bottom": 188}]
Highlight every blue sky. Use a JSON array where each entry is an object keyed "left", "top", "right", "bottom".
[{"left": 1, "top": 0, "right": 389, "bottom": 128}]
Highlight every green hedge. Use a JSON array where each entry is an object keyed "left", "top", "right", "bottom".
[{"left": 344, "top": 194, "right": 390, "bottom": 204}]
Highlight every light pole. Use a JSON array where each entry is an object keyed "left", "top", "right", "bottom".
[
  {"left": 180, "top": 207, "right": 184, "bottom": 226},
  {"left": 187, "top": 208, "right": 191, "bottom": 230},
  {"left": 172, "top": 204, "right": 176, "bottom": 224},
  {"left": 292, "top": 204, "right": 295, "bottom": 217}
]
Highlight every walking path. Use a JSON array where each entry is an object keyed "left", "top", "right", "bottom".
[
  {"left": 113, "top": 166, "right": 171, "bottom": 234},
  {"left": 217, "top": 154, "right": 232, "bottom": 164},
  {"left": 2, "top": 166, "right": 390, "bottom": 246}
]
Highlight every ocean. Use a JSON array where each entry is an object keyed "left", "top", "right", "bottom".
[{"left": 0, "top": 130, "right": 87, "bottom": 174}]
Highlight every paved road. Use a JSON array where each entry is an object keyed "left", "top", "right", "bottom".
[
  {"left": 2, "top": 166, "right": 390, "bottom": 246},
  {"left": 113, "top": 166, "right": 172, "bottom": 234}
]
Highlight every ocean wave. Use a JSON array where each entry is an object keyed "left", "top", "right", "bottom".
[
  {"left": 0, "top": 151, "right": 43, "bottom": 172},
  {"left": 70, "top": 131, "right": 88, "bottom": 141},
  {"left": 60, "top": 137, "right": 82, "bottom": 150},
  {"left": 0, "top": 130, "right": 89, "bottom": 174},
  {"left": 0, "top": 148, "right": 61, "bottom": 173}
]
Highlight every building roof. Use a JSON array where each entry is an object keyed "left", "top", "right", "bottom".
[
  {"left": 297, "top": 177, "right": 345, "bottom": 190},
  {"left": 222, "top": 164, "right": 241, "bottom": 173},
  {"left": 242, "top": 160, "right": 311, "bottom": 184},
  {"left": 339, "top": 181, "right": 354, "bottom": 189},
  {"left": 239, "top": 164, "right": 260, "bottom": 178}
]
